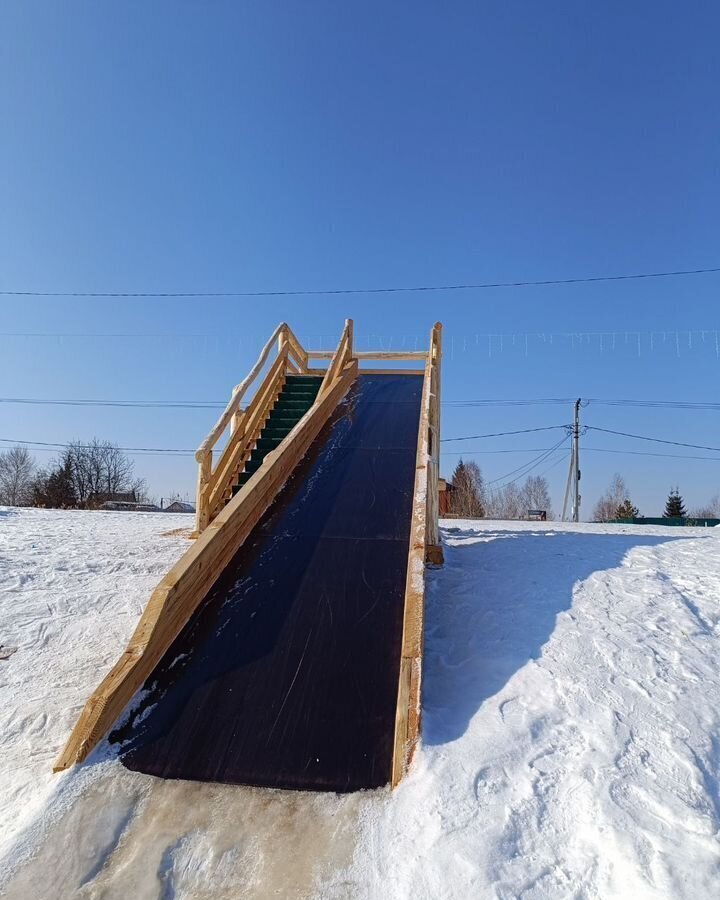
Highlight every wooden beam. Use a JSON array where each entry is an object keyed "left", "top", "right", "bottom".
[
  {"left": 283, "top": 325, "right": 309, "bottom": 373},
  {"left": 391, "top": 321, "right": 442, "bottom": 787},
  {"left": 319, "top": 320, "right": 353, "bottom": 396},
  {"left": 54, "top": 359, "right": 359, "bottom": 772},
  {"left": 308, "top": 350, "right": 427, "bottom": 361},
  {"left": 425, "top": 323, "right": 442, "bottom": 554},
  {"left": 357, "top": 368, "right": 426, "bottom": 376},
  {"left": 195, "top": 450, "right": 213, "bottom": 533}
]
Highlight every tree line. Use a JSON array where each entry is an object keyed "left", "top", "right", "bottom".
[
  {"left": 0, "top": 442, "right": 148, "bottom": 508},
  {"left": 448, "top": 459, "right": 554, "bottom": 519},
  {"left": 591, "top": 474, "right": 719, "bottom": 521},
  {"left": 445, "top": 460, "right": 719, "bottom": 522}
]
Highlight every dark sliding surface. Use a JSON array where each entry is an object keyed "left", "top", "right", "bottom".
[{"left": 112, "top": 374, "right": 423, "bottom": 791}]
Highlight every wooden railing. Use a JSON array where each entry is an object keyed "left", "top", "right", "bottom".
[
  {"left": 391, "top": 321, "right": 443, "bottom": 787},
  {"left": 195, "top": 322, "right": 308, "bottom": 532}
]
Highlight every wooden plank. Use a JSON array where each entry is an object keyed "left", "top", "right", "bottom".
[
  {"left": 54, "top": 359, "right": 359, "bottom": 772},
  {"left": 319, "top": 320, "right": 352, "bottom": 396},
  {"left": 391, "top": 322, "right": 442, "bottom": 787},
  {"left": 283, "top": 325, "right": 309, "bottom": 372},
  {"left": 357, "top": 368, "right": 426, "bottom": 375},
  {"left": 308, "top": 350, "right": 427, "bottom": 361},
  {"left": 195, "top": 450, "right": 213, "bottom": 533},
  {"left": 426, "top": 324, "right": 442, "bottom": 553}
]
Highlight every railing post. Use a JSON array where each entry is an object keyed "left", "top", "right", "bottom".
[
  {"left": 230, "top": 386, "right": 243, "bottom": 435},
  {"left": 195, "top": 449, "right": 213, "bottom": 533},
  {"left": 346, "top": 318, "right": 354, "bottom": 359},
  {"left": 425, "top": 323, "right": 443, "bottom": 564}
]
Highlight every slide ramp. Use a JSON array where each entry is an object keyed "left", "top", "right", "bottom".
[{"left": 111, "top": 374, "right": 423, "bottom": 792}]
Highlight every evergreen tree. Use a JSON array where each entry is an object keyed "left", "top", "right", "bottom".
[
  {"left": 615, "top": 498, "right": 639, "bottom": 519},
  {"left": 450, "top": 459, "right": 485, "bottom": 517},
  {"left": 664, "top": 487, "right": 686, "bottom": 518},
  {"left": 33, "top": 459, "right": 77, "bottom": 508}
]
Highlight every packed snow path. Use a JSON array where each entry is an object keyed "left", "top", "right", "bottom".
[{"left": 1, "top": 510, "right": 719, "bottom": 898}]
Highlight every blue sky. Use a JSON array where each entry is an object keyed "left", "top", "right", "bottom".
[{"left": 1, "top": 2, "right": 719, "bottom": 516}]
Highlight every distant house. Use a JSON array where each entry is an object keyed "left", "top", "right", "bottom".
[
  {"left": 438, "top": 478, "right": 454, "bottom": 517},
  {"left": 164, "top": 500, "right": 196, "bottom": 514},
  {"left": 88, "top": 491, "right": 137, "bottom": 509},
  {"left": 100, "top": 500, "right": 161, "bottom": 512},
  {"left": 527, "top": 509, "right": 547, "bottom": 521}
]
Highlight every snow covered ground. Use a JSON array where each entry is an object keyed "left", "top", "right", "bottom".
[{"left": 1, "top": 509, "right": 719, "bottom": 898}]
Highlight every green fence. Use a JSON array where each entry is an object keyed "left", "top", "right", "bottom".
[{"left": 608, "top": 517, "right": 720, "bottom": 527}]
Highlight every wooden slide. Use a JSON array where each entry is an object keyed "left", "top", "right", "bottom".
[{"left": 54, "top": 321, "right": 442, "bottom": 790}]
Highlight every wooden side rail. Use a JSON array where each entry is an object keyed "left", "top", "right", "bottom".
[
  {"left": 391, "top": 322, "right": 442, "bottom": 788},
  {"left": 425, "top": 326, "right": 442, "bottom": 561},
  {"left": 319, "top": 319, "right": 353, "bottom": 395},
  {"left": 204, "top": 352, "right": 287, "bottom": 522},
  {"left": 54, "top": 338, "right": 358, "bottom": 772},
  {"left": 196, "top": 323, "right": 309, "bottom": 533},
  {"left": 308, "top": 350, "right": 427, "bottom": 361}
]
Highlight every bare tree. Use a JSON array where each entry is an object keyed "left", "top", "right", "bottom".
[
  {"left": 593, "top": 474, "right": 632, "bottom": 522},
  {"left": 690, "top": 495, "right": 720, "bottom": 518},
  {"left": 0, "top": 446, "right": 35, "bottom": 506},
  {"left": 61, "top": 440, "right": 140, "bottom": 507},
  {"left": 486, "top": 482, "right": 524, "bottom": 519},
  {"left": 519, "top": 475, "right": 553, "bottom": 519}
]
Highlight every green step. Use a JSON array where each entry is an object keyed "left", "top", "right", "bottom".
[
  {"left": 279, "top": 392, "right": 317, "bottom": 403},
  {"left": 274, "top": 398, "right": 314, "bottom": 409},
  {"left": 268, "top": 415, "right": 304, "bottom": 428},
  {"left": 256, "top": 436, "right": 284, "bottom": 450},
  {"left": 262, "top": 425, "right": 294, "bottom": 437},
  {"left": 282, "top": 385, "right": 320, "bottom": 395},
  {"left": 227, "top": 376, "right": 323, "bottom": 503}
]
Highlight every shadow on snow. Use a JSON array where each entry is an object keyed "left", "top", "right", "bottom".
[{"left": 422, "top": 526, "right": 688, "bottom": 746}]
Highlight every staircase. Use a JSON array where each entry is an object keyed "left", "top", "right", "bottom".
[{"left": 231, "top": 375, "right": 323, "bottom": 497}]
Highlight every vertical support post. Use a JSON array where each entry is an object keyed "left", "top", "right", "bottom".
[
  {"left": 195, "top": 449, "right": 213, "bottom": 533},
  {"left": 346, "top": 318, "right": 354, "bottom": 359},
  {"left": 425, "top": 323, "right": 443, "bottom": 565},
  {"left": 572, "top": 398, "right": 581, "bottom": 523},
  {"left": 230, "top": 386, "right": 243, "bottom": 435}
]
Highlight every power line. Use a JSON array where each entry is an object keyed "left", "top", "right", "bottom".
[
  {"left": 539, "top": 451, "right": 571, "bottom": 478},
  {"left": 0, "top": 397, "right": 225, "bottom": 409},
  {"left": 584, "top": 446, "right": 720, "bottom": 462},
  {"left": 441, "top": 425, "right": 570, "bottom": 443},
  {"left": 444, "top": 398, "right": 575, "bottom": 407},
  {"left": 2, "top": 265, "right": 719, "bottom": 298},
  {"left": 486, "top": 437, "right": 569, "bottom": 485},
  {"left": 587, "top": 426, "right": 720, "bottom": 453},
  {"left": 2, "top": 395, "right": 720, "bottom": 411},
  {"left": 0, "top": 438, "right": 196, "bottom": 455},
  {"left": 587, "top": 398, "right": 720, "bottom": 410},
  {"left": 442, "top": 445, "right": 720, "bottom": 462}
]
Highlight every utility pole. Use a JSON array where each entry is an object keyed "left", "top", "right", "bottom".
[{"left": 572, "top": 398, "right": 581, "bottom": 522}]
